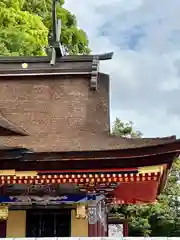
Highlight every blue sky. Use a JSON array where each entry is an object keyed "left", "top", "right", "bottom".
[{"left": 65, "top": 0, "right": 180, "bottom": 137}]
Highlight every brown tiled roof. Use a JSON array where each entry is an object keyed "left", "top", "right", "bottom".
[
  {"left": 104, "top": 134, "right": 177, "bottom": 149},
  {"left": 60, "top": 132, "right": 179, "bottom": 151},
  {"left": 1, "top": 131, "right": 179, "bottom": 152},
  {"left": 0, "top": 112, "right": 28, "bottom": 136}
]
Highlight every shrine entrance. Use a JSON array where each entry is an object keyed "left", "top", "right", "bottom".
[{"left": 26, "top": 209, "right": 71, "bottom": 237}]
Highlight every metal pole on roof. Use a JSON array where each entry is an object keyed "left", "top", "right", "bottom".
[{"left": 50, "top": 0, "right": 64, "bottom": 65}]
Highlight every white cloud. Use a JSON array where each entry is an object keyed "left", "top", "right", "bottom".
[{"left": 65, "top": 0, "right": 180, "bottom": 137}]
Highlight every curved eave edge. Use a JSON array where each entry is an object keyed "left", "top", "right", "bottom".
[
  {"left": 17, "top": 144, "right": 180, "bottom": 161},
  {"left": 0, "top": 52, "right": 114, "bottom": 63},
  {"left": 92, "top": 138, "right": 180, "bottom": 158},
  {"left": 157, "top": 154, "right": 177, "bottom": 195},
  {"left": 0, "top": 71, "right": 92, "bottom": 77},
  {"left": 157, "top": 167, "right": 169, "bottom": 195},
  {"left": 45, "top": 138, "right": 180, "bottom": 156}
]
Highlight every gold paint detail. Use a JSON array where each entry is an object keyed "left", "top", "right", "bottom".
[
  {"left": 0, "top": 204, "right": 8, "bottom": 220},
  {"left": 16, "top": 171, "right": 38, "bottom": 177},
  {"left": 22, "top": 63, "right": 28, "bottom": 69},
  {"left": 138, "top": 165, "right": 163, "bottom": 174},
  {"left": 0, "top": 170, "right": 15, "bottom": 176},
  {"left": 75, "top": 204, "right": 87, "bottom": 219}
]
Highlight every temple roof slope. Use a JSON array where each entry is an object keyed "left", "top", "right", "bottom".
[
  {"left": 1, "top": 132, "right": 180, "bottom": 154},
  {"left": 0, "top": 52, "right": 179, "bottom": 156}
]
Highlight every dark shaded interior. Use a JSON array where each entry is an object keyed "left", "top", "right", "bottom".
[{"left": 26, "top": 209, "right": 71, "bottom": 237}]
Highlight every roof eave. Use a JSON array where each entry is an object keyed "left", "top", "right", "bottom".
[
  {"left": 157, "top": 153, "right": 178, "bottom": 194},
  {"left": 15, "top": 139, "right": 180, "bottom": 160},
  {"left": 0, "top": 71, "right": 92, "bottom": 77},
  {"left": 0, "top": 52, "right": 114, "bottom": 63},
  {"left": 0, "top": 151, "right": 177, "bottom": 171}
]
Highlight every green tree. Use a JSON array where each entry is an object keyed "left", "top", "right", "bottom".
[
  {"left": 112, "top": 117, "right": 142, "bottom": 138},
  {"left": 0, "top": 0, "right": 90, "bottom": 56},
  {"left": 112, "top": 117, "right": 180, "bottom": 236}
]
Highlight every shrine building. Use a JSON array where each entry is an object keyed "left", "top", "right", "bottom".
[{"left": 0, "top": 1, "right": 179, "bottom": 237}]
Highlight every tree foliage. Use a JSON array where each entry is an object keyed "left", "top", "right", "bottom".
[
  {"left": 112, "top": 118, "right": 142, "bottom": 138},
  {"left": 0, "top": 0, "right": 90, "bottom": 56},
  {"left": 112, "top": 117, "right": 180, "bottom": 236}
]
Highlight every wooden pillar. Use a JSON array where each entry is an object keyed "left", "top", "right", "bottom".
[
  {"left": 123, "top": 221, "right": 129, "bottom": 236},
  {"left": 0, "top": 186, "right": 7, "bottom": 238},
  {"left": 87, "top": 195, "right": 98, "bottom": 237},
  {"left": 88, "top": 195, "right": 108, "bottom": 237},
  {"left": 0, "top": 220, "right": 6, "bottom": 237},
  {"left": 97, "top": 199, "right": 107, "bottom": 236}
]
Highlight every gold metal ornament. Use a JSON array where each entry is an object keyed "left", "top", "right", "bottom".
[
  {"left": 0, "top": 204, "right": 8, "bottom": 220},
  {"left": 22, "top": 63, "right": 28, "bottom": 69}
]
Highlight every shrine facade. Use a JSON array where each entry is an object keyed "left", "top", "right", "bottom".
[{"left": 0, "top": 50, "right": 179, "bottom": 237}]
